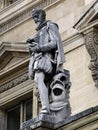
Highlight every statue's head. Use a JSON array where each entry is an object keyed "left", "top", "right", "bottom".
[{"left": 32, "top": 9, "right": 46, "bottom": 25}]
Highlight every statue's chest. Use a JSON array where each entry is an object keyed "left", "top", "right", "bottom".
[{"left": 38, "top": 27, "right": 50, "bottom": 45}]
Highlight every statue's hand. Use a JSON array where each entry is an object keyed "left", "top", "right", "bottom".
[
  {"left": 29, "top": 45, "right": 40, "bottom": 52},
  {"left": 26, "top": 38, "right": 35, "bottom": 44},
  {"left": 28, "top": 42, "right": 38, "bottom": 47},
  {"left": 26, "top": 38, "right": 32, "bottom": 43}
]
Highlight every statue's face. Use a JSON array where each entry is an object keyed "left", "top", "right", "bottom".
[{"left": 33, "top": 12, "right": 45, "bottom": 26}]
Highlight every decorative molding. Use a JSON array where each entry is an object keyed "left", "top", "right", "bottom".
[
  {"left": 0, "top": 42, "right": 28, "bottom": 57},
  {"left": 0, "top": 0, "right": 61, "bottom": 35},
  {"left": 73, "top": 0, "right": 98, "bottom": 31},
  {"left": 0, "top": 72, "right": 29, "bottom": 93},
  {"left": 63, "top": 33, "right": 84, "bottom": 53},
  {"left": 85, "top": 29, "right": 98, "bottom": 87}
]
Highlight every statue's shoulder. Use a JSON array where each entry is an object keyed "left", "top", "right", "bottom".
[{"left": 46, "top": 21, "right": 59, "bottom": 30}]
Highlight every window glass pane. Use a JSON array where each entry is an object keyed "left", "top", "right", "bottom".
[
  {"left": 7, "top": 106, "right": 20, "bottom": 130},
  {"left": 26, "top": 99, "right": 32, "bottom": 121}
]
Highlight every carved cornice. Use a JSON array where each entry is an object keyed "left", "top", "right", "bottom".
[
  {"left": 0, "top": 42, "right": 30, "bottom": 93},
  {"left": 0, "top": 0, "right": 61, "bottom": 35},
  {"left": 85, "top": 28, "right": 98, "bottom": 87},
  {"left": 0, "top": 72, "right": 29, "bottom": 93},
  {"left": 73, "top": 0, "right": 98, "bottom": 32},
  {"left": 0, "top": 42, "right": 28, "bottom": 57}
]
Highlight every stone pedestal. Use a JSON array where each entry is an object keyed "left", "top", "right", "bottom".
[
  {"left": 20, "top": 106, "right": 98, "bottom": 130},
  {"left": 21, "top": 114, "right": 55, "bottom": 130}
]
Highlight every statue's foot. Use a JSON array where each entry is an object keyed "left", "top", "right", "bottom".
[{"left": 40, "top": 107, "right": 50, "bottom": 114}]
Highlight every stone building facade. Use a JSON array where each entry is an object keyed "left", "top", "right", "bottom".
[{"left": 0, "top": 0, "right": 98, "bottom": 130}]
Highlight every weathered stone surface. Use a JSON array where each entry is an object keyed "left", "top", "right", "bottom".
[
  {"left": 85, "top": 29, "right": 98, "bottom": 88},
  {"left": 20, "top": 106, "right": 98, "bottom": 130},
  {"left": 21, "top": 114, "right": 55, "bottom": 130}
]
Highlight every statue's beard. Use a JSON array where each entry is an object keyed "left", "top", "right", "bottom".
[
  {"left": 36, "top": 21, "right": 41, "bottom": 27},
  {"left": 35, "top": 20, "right": 46, "bottom": 31},
  {"left": 36, "top": 22, "right": 43, "bottom": 27}
]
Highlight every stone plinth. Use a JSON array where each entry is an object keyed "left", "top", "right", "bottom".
[
  {"left": 21, "top": 114, "right": 55, "bottom": 130},
  {"left": 20, "top": 105, "right": 98, "bottom": 130}
]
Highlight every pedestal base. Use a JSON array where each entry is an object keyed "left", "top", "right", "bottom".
[
  {"left": 20, "top": 106, "right": 98, "bottom": 130},
  {"left": 21, "top": 114, "right": 55, "bottom": 130}
]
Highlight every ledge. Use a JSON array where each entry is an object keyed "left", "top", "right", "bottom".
[{"left": 21, "top": 105, "right": 98, "bottom": 130}]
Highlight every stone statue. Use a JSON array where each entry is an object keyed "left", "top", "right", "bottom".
[{"left": 26, "top": 9, "right": 71, "bottom": 119}]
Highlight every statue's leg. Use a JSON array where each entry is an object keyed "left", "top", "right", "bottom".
[
  {"left": 34, "top": 72, "right": 50, "bottom": 114},
  {"left": 28, "top": 57, "right": 34, "bottom": 80}
]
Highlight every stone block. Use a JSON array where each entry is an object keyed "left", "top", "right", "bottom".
[{"left": 20, "top": 106, "right": 98, "bottom": 130}]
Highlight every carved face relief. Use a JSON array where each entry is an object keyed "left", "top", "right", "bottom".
[{"left": 51, "top": 83, "right": 66, "bottom": 102}]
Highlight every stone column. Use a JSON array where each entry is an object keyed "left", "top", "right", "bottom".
[
  {"left": 0, "top": 110, "right": 5, "bottom": 130},
  {"left": 84, "top": 27, "right": 98, "bottom": 87}
]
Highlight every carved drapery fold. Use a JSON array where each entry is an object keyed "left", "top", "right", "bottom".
[{"left": 85, "top": 29, "right": 98, "bottom": 87}]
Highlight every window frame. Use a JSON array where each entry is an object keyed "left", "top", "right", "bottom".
[{"left": 6, "top": 98, "right": 33, "bottom": 130}]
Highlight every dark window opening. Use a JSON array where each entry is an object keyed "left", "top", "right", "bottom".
[
  {"left": 7, "top": 98, "right": 33, "bottom": 130},
  {"left": 7, "top": 106, "right": 20, "bottom": 130},
  {"left": 25, "top": 99, "right": 32, "bottom": 121}
]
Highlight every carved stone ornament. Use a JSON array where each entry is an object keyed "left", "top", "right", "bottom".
[
  {"left": 0, "top": 73, "right": 29, "bottom": 93},
  {"left": 85, "top": 29, "right": 98, "bottom": 87},
  {"left": 73, "top": 0, "right": 98, "bottom": 88}
]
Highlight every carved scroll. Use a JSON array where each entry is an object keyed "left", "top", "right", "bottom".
[{"left": 85, "top": 29, "right": 98, "bottom": 87}]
